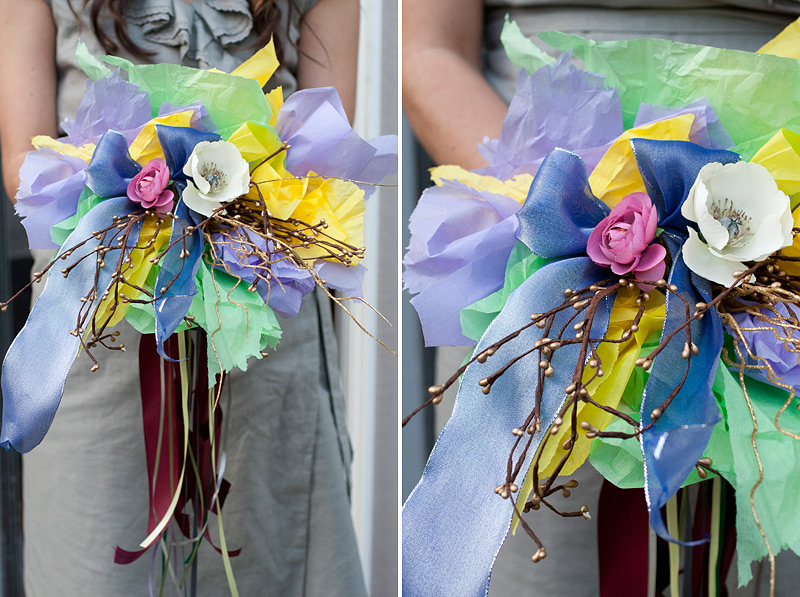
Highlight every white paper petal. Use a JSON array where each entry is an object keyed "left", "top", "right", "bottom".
[
  {"left": 693, "top": 182, "right": 730, "bottom": 250},
  {"left": 184, "top": 141, "right": 212, "bottom": 195},
  {"left": 682, "top": 228, "right": 748, "bottom": 286},
  {"left": 706, "top": 162, "right": 779, "bottom": 216},
  {"left": 182, "top": 182, "right": 218, "bottom": 217},
  {"left": 723, "top": 211, "right": 787, "bottom": 261}
]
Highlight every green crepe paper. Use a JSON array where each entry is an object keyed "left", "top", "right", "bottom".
[
  {"left": 51, "top": 189, "right": 103, "bottom": 247},
  {"left": 588, "top": 410, "right": 734, "bottom": 490},
  {"left": 76, "top": 40, "right": 112, "bottom": 80},
  {"left": 125, "top": 266, "right": 198, "bottom": 335},
  {"left": 125, "top": 259, "right": 282, "bottom": 386},
  {"left": 715, "top": 365, "right": 800, "bottom": 586},
  {"left": 196, "top": 259, "right": 281, "bottom": 385},
  {"left": 99, "top": 55, "right": 270, "bottom": 132},
  {"left": 460, "top": 242, "right": 549, "bottom": 342},
  {"left": 537, "top": 32, "right": 800, "bottom": 160},
  {"left": 589, "top": 354, "right": 735, "bottom": 490},
  {"left": 590, "top": 347, "right": 800, "bottom": 587},
  {"left": 500, "top": 15, "right": 555, "bottom": 74}
]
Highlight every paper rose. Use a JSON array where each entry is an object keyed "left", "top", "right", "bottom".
[
  {"left": 182, "top": 140, "right": 250, "bottom": 216},
  {"left": 586, "top": 192, "right": 666, "bottom": 289},
  {"left": 681, "top": 161, "right": 793, "bottom": 286},
  {"left": 127, "top": 158, "right": 174, "bottom": 212}
]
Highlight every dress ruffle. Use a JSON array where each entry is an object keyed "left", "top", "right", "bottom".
[{"left": 124, "top": 0, "right": 254, "bottom": 68}]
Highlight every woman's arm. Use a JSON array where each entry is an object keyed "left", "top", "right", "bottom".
[
  {"left": 402, "top": 0, "right": 508, "bottom": 169},
  {"left": 0, "top": 0, "right": 58, "bottom": 202},
  {"left": 296, "top": 0, "right": 359, "bottom": 123}
]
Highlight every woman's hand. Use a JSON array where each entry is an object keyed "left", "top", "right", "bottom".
[
  {"left": 0, "top": 0, "right": 58, "bottom": 202},
  {"left": 297, "top": 0, "right": 359, "bottom": 124},
  {"left": 402, "top": 0, "right": 508, "bottom": 169}
]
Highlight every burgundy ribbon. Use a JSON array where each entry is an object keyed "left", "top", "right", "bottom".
[
  {"left": 598, "top": 481, "right": 650, "bottom": 597},
  {"left": 114, "top": 333, "right": 238, "bottom": 563}
]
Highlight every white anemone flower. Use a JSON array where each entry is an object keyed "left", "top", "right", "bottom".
[
  {"left": 681, "top": 161, "right": 793, "bottom": 286},
  {"left": 182, "top": 141, "right": 250, "bottom": 216}
]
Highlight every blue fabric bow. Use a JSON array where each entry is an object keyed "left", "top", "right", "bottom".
[
  {"left": 404, "top": 140, "right": 742, "bottom": 594},
  {"left": 151, "top": 125, "right": 219, "bottom": 360},
  {"left": 1, "top": 197, "right": 140, "bottom": 452},
  {"left": 630, "top": 139, "right": 738, "bottom": 544},
  {"left": 403, "top": 149, "right": 614, "bottom": 596}
]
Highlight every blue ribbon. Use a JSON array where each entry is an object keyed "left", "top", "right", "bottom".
[
  {"left": 639, "top": 232, "right": 723, "bottom": 544},
  {"left": 402, "top": 257, "right": 612, "bottom": 596},
  {"left": 629, "top": 139, "right": 738, "bottom": 543},
  {"left": 84, "top": 131, "right": 141, "bottom": 198},
  {"left": 630, "top": 139, "right": 739, "bottom": 229},
  {"left": 1, "top": 197, "right": 139, "bottom": 453},
  {"left": 153, "top": 200, "right": 204, "bottom": 361},
  {"left": 156, "top": 125, "right": 220, "bottom": 184},
  {"left": 404, "top": 149, "right": 614, "bottom": 595},
  {"left": 516, "top": 149, "right": 609, "bottom": 258},
  {"left": 148, "top": 126, "right": 218, "bottom": 360}
]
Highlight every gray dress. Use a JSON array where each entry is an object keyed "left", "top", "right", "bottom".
[
  {"left": 23, "top": 2, "right": 367, "bottom": 596},
  {"left": 475, "top": 3, "right": 799, "bottom": 596}
]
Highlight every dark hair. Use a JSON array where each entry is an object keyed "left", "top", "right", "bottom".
[{"left": 67, "top": 0, "right": 285, "bottom": 62}]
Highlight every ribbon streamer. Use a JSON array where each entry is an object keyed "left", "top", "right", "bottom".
[
  {"left": 151, "top": 125, "right": 220, "bottom": 360},
  {"left": 402, "top": 257, "right": 612, "bottom": 596},
  {"left": 640, "top": 233, "right": 723, "bottom": 544},
  {"left": 630, "top": 139, "right": 735, "bottom": 543},
  {"left": 1, "top": 197, "right": 139, "bottom": 452},
  {"left": 153, "top": 200, "right": 204, "bottom": 361}
]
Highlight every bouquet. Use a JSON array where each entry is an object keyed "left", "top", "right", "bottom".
[
  {"left": 404, "top": 16, "right": 800, "bottom": 597},
  {"left": 1, "top": 40, "right": 396, "bottom": 593}
]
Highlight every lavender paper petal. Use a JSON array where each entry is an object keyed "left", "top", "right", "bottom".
[
  {"left": 213, "top": 229, "right": 318, "bottom": 317},
  {"left": 158, "top": 101, "right": 215, "bottom": 134},
  {"left": 315, "top": 261, "right": 366, "bottom": 298},
  {"left": 730, "top": 305, "right": 800, "bottom": 390},
  {"left": 257, "top": 281, "right": 306, "bottom": 318},
  {"left": 633, "top": 98, "right": 734, "bottom": 150},
  {"left": 61, "top": 71, "right": 151, "bottom": 144},
  {"left": 477, "top": 54, "right": 622, "bottom": 180},
  {"left": 260, "top": 263, "right": 315, "bottom": 317},
  {"left": 404, "top": 180, "right": 522, "bottom": 346},
  {"left": 15, "top": 149, "right": 88, "bottom": 249},
  {"left": 276, "top": 88, "right": 397, "bottom": 197}
]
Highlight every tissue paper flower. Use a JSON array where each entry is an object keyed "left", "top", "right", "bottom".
[
  {"left": 404, "top": 16, "right": 800, "bottom": 597},
  {"left": 1, "top": 40, "right": 397, "bottom": 594},
  {"left": 182, "top": 140, "right": 251, "bottom": 216},
  {"left": 681, "top": 161, "right": 793, "bottom": 285}
]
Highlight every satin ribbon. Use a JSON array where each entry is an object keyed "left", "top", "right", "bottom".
[
  {"left": 640, "top": 232, "right": 723, "bottom": 544},
  {"left": 598, "top": 482, "right": 649, "bottom": 597},
  {"left": 180, "top": 335, "right": 238, "bottom": 557},
  {"left": 1, "top": 197, "right": 139, "bottom": 452},
  {"left": 115, "top": 333, "right": 237, "bottom": 563},
  {"left": 153, "top": 200, "right": 204, "bottom": 361},
  {"left": 403, "top": 149, "right": 613, "bottom": 596},
  {"left": 630, "top": 139, "right": 737, "bottom": 543},
  {"left": 85, "top": 131, "right": 141, "bottom": 197},
  {"left": 152, "top": 125, "right": 220, "bottom": 360},
  {"left": 115, "top": 333, "right": 185, "bottom": 564},
  {"left": 403, "top": 258, "right": 612, "bottom": 596},
  {"left": 516, "top": 149, "right": 609, "bottom": 258},
  {"left": 156, "top": 125, "right": 220, "bottom": 181}
]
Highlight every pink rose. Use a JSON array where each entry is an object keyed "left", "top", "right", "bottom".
[
  {"left": 127, "top": 158, "right": 174, "bottom": 213},
  {"left": 586, "top": 192, "right": 666, "bottom": 290}
]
